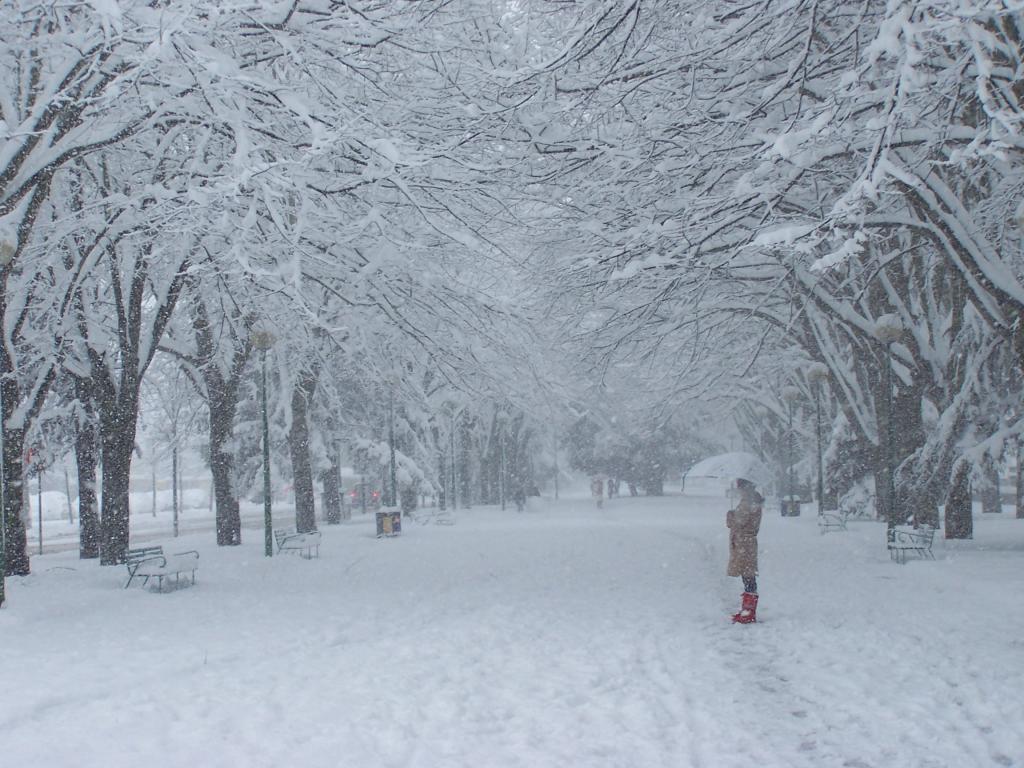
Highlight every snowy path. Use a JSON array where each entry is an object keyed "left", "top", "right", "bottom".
[{"left": 3, "top": 494, "right": 1022, "bottom": 767}]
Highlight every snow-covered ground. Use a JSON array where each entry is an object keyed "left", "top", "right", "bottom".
[{"left": 3, "top": 493, "right": 1022, "bottom": 768}]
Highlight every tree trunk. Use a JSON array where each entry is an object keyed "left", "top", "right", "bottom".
[
  {"left": 438, "top": 450, "right": 447, "bottom": 511},
  {"left": 98, "top": 408, "right": 139, "bottom": 565},
  {"left": 2, "top": 421, "right": 30, "bottom": 576},
  {"left": 481, "top": 445, "right": 497, "bottom": 505},
  {"left": 322, "top": 456, "right": 342, "bottom": 525},
  {"left": 912, "top": 486, "right": 941, "bottom": 529},
  {"left": 172, "top": 443, "right": 179, "bottom": 537},
  {"left": 64, "top": 466, "right": 74, "bottom": 523},
  {"left": 873, "top": 464, "right": 892, "bottom": 523},
  {"left": 210, "top": 411, "right": 241, "bottom": 545},
  {"left": 873, "top": 371, "right": 895, "bottom": 525},
  {"left": 75, "top": 411, "right": 100, "bottom": 559},
  {"left": 193, "top": 295, "right": 250, "bottom": 547},
  {"left": 980, "top": 461, "right": 1002, "bottom": 514},
  {"left": 459, "top": 416, "right": 473, "bottom": 508},
  {"left": 288, "top": 369, "right": 318, "bottom": 533},
  {"left": 400, "top": 485, "right": 417, "bottom": 513},
  {"left": 449, "top": 425, "right": 458, "bottom": 510},
  {"left": 86, "top": 242, "right": 187, "bottom": 565},
  {"left": 1016, "top": 439, "right": 1023, "bottom": 519},
  {"left": 944, "top": 461, "right": 973, "bottom": 539}
]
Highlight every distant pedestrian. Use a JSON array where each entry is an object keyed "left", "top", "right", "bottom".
[
  {"left": 591, "top": 476, "right": 604, "bottom": 509},
  {"left": 727, "top": 476, "right": 763, "bottom": 624},
  {"left": 512, "top": 482, "right": 526, "bottom": 512}
]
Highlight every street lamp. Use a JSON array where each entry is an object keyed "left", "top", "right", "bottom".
[
  {"left": 780, "top": 385, "right": 801, "bottom": 516},
  {"left": 807, "top": 363, "right": 829, "bottom": 516},
  {"left": 874, "top": 314, "right": 903, "bottom": 540},
  {"left": 252, "top": 330, "right": 275, "bottom": 557},
  {"left": 387, "top": 384, "right": 397, "bottom": 509}
]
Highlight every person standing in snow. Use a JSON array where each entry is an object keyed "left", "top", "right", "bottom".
[
  {"left": 591, "top": 476, "right": 604, "bottom": 509},
  {"left": 727, "top": 476, "right": 763, "bottom": 624},
  {"left": 512, "top": 481, "right": 526, "bottom": 512}
]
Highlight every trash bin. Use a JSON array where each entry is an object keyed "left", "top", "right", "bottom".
[
  {"left": 780, "top": 497, "right": 802, "bottom": 516},
  {"left": 375, "top": 508, "right": 402, "bottom": 538}
]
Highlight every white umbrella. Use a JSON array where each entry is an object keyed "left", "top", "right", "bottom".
[{"left": 685, "top": 451, "right": 773, "bottom": 490}]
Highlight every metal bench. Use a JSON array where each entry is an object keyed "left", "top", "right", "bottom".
[
  {"left": 125, "top": 546, "right": 199, "bottom": 590},
  {"left": 888, "top": 525, "right": 936, "bottom": 564},
  {"left": 818, "top": 510, "right": 849, "bottom": 534},
  {"left": 274, "top": 529, "right": 321, "bottom": 558}
]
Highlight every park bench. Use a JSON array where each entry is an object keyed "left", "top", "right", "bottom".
[
  {"left": 818, "top": 510, "right": 849, "bottom": 534},
  {"left": 274, "top": 528, "right": 321, "bottom": 558},
  {"left": 125, "top": 546, "right": 199, "bottom": 590},
  {"left": 888, "top": 525, "right": 936, "bottom": 564}
]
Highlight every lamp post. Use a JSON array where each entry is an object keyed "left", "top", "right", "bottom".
[
  {"left": 252, "top": 330, "right": 275, "bottom": 557},
  {"left": 807, "top": 363, "right": 829, "bottom": 516},
  {"left": 36, "top": 460, "right": 43, "bottom": 555},
  {"left": 874, "top": 315, "right": 903, "bottom": 540},
  {"left": 781, "top": 385, "right": 801, "bottom": 516},
  {"left": 387, "top": 384, "right": 397, "bottom": 509}
]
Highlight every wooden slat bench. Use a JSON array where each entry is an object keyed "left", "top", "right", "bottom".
[
  {"left": 274, "top": 529, "right": 321, "bottom": 558},
  {"left": 125, "top": 546, "right": 199, "bottom": 590},
  {"left": 888, "top": 525, "right": 936, "bottom": 564}
]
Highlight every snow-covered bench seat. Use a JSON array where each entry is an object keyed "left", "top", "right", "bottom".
[
  {"left": 818, "top": 510, "right": 848, "bottom": 534},
  {"left": 888, "top": 525, "right": 936, "bottom": 564},
  {"left": 274, "top": 529, "right": 321, "bottom": 558},
  {"left": 125, "top": 546, "right": 199, "bottom": 590}
]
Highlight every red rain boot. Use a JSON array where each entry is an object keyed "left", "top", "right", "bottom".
[{"left": 732, "top": 592, "right": 758, "bottom": 624}]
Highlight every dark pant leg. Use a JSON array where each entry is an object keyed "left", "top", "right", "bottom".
[{"left": 742, "top": 576, "right": 757, "bottom": 593}]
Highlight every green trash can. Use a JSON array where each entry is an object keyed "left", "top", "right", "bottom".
[
  {"left": 781, "top": 497, "right": 801, "bottom": 517},
  {"left": 375, "top": 508, "right": 402, "bottom": 537}
]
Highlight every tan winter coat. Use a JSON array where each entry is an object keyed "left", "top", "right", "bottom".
[{"left": 727, "top": 489, "right": 763, "bottom": 577}]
